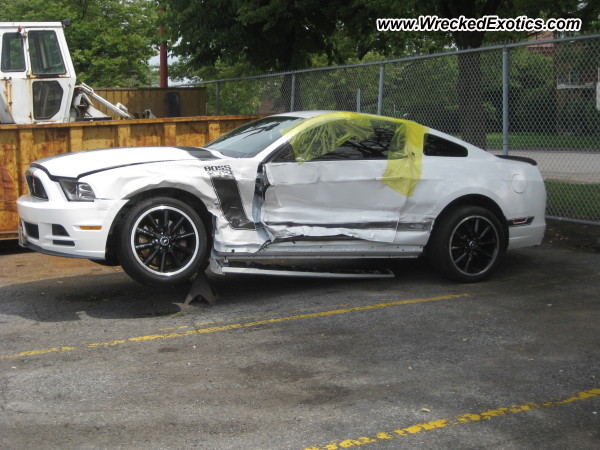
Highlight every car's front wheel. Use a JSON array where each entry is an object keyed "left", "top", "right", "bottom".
[
  {"left": 428, "top": 205, "right": 505, "bottom": 283},
  {"left": 116, "top": 197, "right": 208, "bottom": 286}
]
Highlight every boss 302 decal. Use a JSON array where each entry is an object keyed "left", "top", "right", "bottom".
[{"left": 204, "top": 165, "right": 255, "bottom": 230}]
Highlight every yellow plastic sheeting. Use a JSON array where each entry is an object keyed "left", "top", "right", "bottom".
[
  {"left": 280, "top": 112, "right": 428, "bottom": 196},
  {"left": 281, "top": 112, "right": 373, "bottom": 162},
  {"left": 380, "top": 120, "right": 427, "bottom": 197}
]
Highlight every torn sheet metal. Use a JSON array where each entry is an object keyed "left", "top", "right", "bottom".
[
  {"left": 258, "top": 113, "right": 430, "bottom": 244},
  {"left": 204, "top": 165, "right": 254, "bottom": 230},
  {"left": 261, "top": 159, "right": 403, "bottom": 243},
  {"left": 205, "top": 160, "right": 268, "bottom": 254}
]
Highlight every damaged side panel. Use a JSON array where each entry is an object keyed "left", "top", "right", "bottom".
[
  {"left": 261, "top": 160, "right": 405, "bottom": 243},
  {"left": 81, "top": 113, "right": 437, "bottom": 259},
  {"left": 83, "top": 159, "right": 268, "bottom": 255},
  {"left": 255, "top": 112, "right": 430, "bottom": 246}
]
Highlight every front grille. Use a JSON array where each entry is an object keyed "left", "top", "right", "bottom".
[
  {"left": 25, "top": 174, "right": 48, "bottom": 200},
  {"left": 23, "top": 221, "right": 39, "bottom": 239}
]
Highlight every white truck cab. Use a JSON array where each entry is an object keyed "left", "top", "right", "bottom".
[
  {"left": 0, "top": 22, "right": 76, "bottom": 124},
  {"left": 1, "top": 21, "right": 133, "bottom": 124}
]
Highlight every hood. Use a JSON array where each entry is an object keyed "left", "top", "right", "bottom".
[{"left": 32, "top": 146, "right": 220, "bottom": 178}]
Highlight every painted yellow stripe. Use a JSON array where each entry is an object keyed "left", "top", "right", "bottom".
[
  {"left": 0, "top": 294, "right": 466, "bottom": 360},
  {"left": 125, "top": 294, "right": 467, "bottom": 344},
  {"left": 0, "top": 346, "right": 76, "bottom": 359},
  {"left": 302, "top": 389, "right": 600, "bottom": 450},
  {"left": 157, "top": 304, "right": 350, "bottom": 332}
]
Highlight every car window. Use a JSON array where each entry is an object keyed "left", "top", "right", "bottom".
[
  {"left": 205, "top": 116, "right": 303, "bottom": 158},
  {"left": 312, "top": 123, "right": 397, "bottom": 160},
  {"left": 278, "top": 116, "right": 407, "bottom": 163},
  {"left": 271, "top": 142, "right": 296, "bottom": 162},
  {"left": 424, "top": 133, "right": 468, "bottom": 157}
]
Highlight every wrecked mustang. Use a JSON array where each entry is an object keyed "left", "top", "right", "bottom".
[{"left": 17, "top": 111, "right": 546, "bottom": 285}]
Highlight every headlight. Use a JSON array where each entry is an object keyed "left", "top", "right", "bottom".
[{"left": 58, "top": 179, "right": 96, "bottom": 201}]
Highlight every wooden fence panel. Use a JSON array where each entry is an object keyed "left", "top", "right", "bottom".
[
  {"left": 94, "top": 88, "right": 207, "bottom": 119},
  {"left": 0, "top": 115, "right": 261, "bottom": 239}
]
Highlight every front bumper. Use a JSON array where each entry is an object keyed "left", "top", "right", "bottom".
[{"left": 17, "top": 170, "right": 127, "bottom": 260}]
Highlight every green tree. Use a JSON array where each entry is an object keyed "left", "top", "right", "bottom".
[
  {"left": 170, "top": 58, "right": 267, "bottom": 114},
  {"left": 163, "top": 0, "right": 599, "bottom": 143},
  {"left": 1, "top": 0, "right": 159, "bottom": 87},
  {"left": 164, "top": 0, "right": 341, "bottom": 72}
]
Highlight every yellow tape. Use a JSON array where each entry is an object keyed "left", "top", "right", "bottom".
[
  {"left": 280, "top": 112, "right": 428, "bottom": 196},
  {"left": 381, "top": 120, "right": 427, "bottom": 196}
]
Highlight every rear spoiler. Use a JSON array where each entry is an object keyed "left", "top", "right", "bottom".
[{"left": 496, "top": 155, "right": 537, "bottom": 166}]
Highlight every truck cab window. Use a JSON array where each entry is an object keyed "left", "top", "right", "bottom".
[
  {"left": 29, "top": 30, "right": 66, "bottom": 75},
  {"left": 1, "top": 33, "right": 26, "bottom": 72},
  {"left": 33, "top": 81, "right": 63, "bottom": 120}
]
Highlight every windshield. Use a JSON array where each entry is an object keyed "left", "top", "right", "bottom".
[{"left": 205, "top": 116, "right": 303, "bottom": 158}]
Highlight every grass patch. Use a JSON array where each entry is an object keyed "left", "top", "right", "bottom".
[
  {"left": 486, "top": 133, "right": 600, "bottom": 150},
  {"left": 545, "top": 181, "right": 600, "bottom": 222}
]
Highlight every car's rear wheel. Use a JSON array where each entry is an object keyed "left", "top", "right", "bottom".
[
  {"left": 428, "top": 205, "right": 504, "bottom": 283},
  {"left": 116, "top": 197, "right": 208, "bottom": 286}
]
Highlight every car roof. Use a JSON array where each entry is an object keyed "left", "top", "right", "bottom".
[{"left": 271, "top": 110, "right": 335, "bottom": 119}]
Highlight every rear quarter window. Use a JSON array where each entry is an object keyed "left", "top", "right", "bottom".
[{"left": 424, "top": 134, "right": 468, "bottom": 157}]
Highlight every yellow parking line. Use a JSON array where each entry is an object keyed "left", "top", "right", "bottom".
[
  {"left": 302, "top": 389, "right": 600, "bottom": 449},
  {"left": 157, "top": 304, "right": 351, "bottom": 332},
  {"left": 0, "top": 294, "right": 466, "bottom": 360},
  {"left": 0, "top": 346, "right": 76, "bottom": 359}
]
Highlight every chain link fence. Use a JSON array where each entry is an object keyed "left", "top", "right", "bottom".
[{"left": 193, "top": 34, "right": 600, "bottom": 225}]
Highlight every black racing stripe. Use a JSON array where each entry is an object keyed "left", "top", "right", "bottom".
[
  {"left": 205, "top": 166, "right": 255, "bottom": 230},
  {"left": 175, "top": 147, "right": 219, "bottom": 159},
  {"left": 32, "top": 160, "right": 182, "bottom": 180},
  {"left": 32, "top": 147, "right": 218, "bottom": 180},
  {"left": 76, "top": 160, "right": 178, "bottom": 179}
]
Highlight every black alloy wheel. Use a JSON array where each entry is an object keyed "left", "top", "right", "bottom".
[
  {"left": 427, "top": 205, "right": 504, "bottom": 282},
  {"left": 117, "top": 197, "right": 208, "bottom": 286}
]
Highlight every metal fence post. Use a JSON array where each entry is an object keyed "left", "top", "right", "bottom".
[
  {"left": 290, "top": 73, "right": 296, "bottom": 112},
  {"left": 377, "top": 64, "right": 385, "bottom": 115},
  {"left": 216, "top": 82, "right": 221, "bottom": 115},
  {"left": 356, "top": 88, "right": 361, "bottom": 112},
  {"left": 502, "top": 46, "right": 509, "bottom": 156}
]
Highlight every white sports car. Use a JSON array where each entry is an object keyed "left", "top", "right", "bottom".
[{"left": 17, "top": 111, "right": 546, "bottom": 285}]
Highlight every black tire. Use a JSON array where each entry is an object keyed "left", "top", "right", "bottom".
[
  {"left": 116, "top": 197, "right": 208, "bottom": 286},
  {"left": 428, "top": 205, "right": 504, "bottom": 283}
]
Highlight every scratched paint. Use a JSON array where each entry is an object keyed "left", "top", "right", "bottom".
[
  {"left": 0, "top": 294, "right": 466, "bottom": 360},
  {"left": 303, "top": 389, "right": 600, "bottom": 449}
]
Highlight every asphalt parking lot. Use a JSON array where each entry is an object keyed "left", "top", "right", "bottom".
[{"left": 0, "top": 233, "right": 599, "bottom": 449}]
